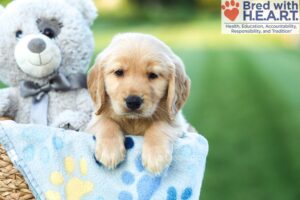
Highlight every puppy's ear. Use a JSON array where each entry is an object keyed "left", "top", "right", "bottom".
[
  {"left": 87, "top": 62, "right": 105, "bottom": 115},
  {"left": 167, "top": 54, "right": 191, "bottom": 120}
]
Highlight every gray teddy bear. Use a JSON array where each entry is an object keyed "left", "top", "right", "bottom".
[{"left": 0, "top": 0, "right": 97, "bottom": 131}]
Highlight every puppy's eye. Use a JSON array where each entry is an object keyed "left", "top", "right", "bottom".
[
  {"left": 148, "top": 73, "right": 158, "bottom": 80},
  {"left": 16, "top": 30, "right": 23, "bottom": 39},
  {"left": 115, "top": 69, "right": 124, "bottom": 77}
]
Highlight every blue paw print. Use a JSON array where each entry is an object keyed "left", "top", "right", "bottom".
[
  {"left": 124, "top": 137, "right": 134, "bottom": 150},
  {"left": 21, "top": 128, "right": 53, "bottom": 162},
  {"left": 135, "top": 154, "right": 144, "bottom": 172},
  {"left": 122, "top": 171, "right": 135, "bottom": 185},
  {"left": 118, "top": 137, "right": 162, "bottom": 200},
  {"left": 52, "top": 136, "right": 64, "bottom": 150},
  {"left": 136, "top": 175, "right": 161, "bottom": 200},
  {"left": 22, "top": 134, "right": 64, "bottom": 162},
  {"left": 167, "top": 186, "right": 193, "bottom": 200},
  {"left": 22, "top": 144, "right": 35, "bottom": 161},
  {"left": 119, "top": 191, "right": 133, "bottom": 200}
]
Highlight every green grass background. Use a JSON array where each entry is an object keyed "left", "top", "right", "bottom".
[{"left": 1, "top": 0, "right": 300, "bottom": 199}]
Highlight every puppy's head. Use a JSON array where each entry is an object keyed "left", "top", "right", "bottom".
[{"left": 88, "top": 33, "right": 190, "bottom": 120}]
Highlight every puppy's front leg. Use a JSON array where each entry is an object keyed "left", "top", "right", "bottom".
[
  {"left": 88, "top": 117, "right": 125, "bottom": 169},
  {"left": 142, "top": 122, "right": 177, "bottom": 175}
]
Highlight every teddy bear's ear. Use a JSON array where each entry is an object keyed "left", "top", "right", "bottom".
[{"left": 64, "top": 0, "right": 97, "bottom": 26}]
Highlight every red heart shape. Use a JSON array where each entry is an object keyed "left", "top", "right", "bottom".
[{"left": 224, "top": 8, "right": 239, "bottom": 21}]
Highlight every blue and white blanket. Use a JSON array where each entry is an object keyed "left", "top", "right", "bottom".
[{"left": 0, "top": 121, "right": 208, "bottom": 200}]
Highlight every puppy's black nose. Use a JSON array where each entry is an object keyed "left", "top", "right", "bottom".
[
  {"left": 28, "top": 38, "right": 46, "bottom": 53},
  {"left": 126, "top": 95, "right": 143, "bottom": 111}
]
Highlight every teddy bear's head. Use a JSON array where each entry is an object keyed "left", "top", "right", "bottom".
[{"left": 0, "top": 0, "right": 97, "bottom": 86}]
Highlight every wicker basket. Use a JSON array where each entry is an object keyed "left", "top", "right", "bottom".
[{"left": 0, "top": 144, "right": 35, "bottom": 200}]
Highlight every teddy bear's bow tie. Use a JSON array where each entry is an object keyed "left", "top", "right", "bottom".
[
  {"left": 19, "top": 72, "right": 87, "bottom": 125},
  {"left": 20, "top": 72, "right": 87, "bottom": 102}
]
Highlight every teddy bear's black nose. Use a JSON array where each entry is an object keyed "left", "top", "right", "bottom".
[
  {"left": 28, "top": 38, "right": 46, "bottom": 53},
  {"left": 125, "top": 95, "right": 143, "bottom": 111}
]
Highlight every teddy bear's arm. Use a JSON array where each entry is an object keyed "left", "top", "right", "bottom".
[
  {"left": 0, "top": 87, "right": 18, "bottom": 119},
  {"left": 51, "top": 89, "right": 93, "bottom": 131}
]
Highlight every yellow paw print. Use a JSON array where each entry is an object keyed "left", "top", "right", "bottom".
[{"left": 46, "top": 156, "right": 94, "bottom": 200}]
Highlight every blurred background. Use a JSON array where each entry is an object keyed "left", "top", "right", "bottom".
[{"left": 2, "top": 0, "right": 300, "bottom": 199}]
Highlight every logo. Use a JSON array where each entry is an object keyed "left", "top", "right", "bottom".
[
  {"left": 221, "top": 0, "right": 300, "bottom": 34},
  {"left": 222, "top": 0, "right": 240, "bottom": 21}
]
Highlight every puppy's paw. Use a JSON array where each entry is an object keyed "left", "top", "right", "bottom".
[
  {"left": 95, "top": 137, "right": 126, "bottom": 170},
  {"left": 142, "top": 143, "right": 172, "bottom": 175}
]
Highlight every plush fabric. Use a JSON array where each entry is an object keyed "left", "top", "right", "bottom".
[
  {"left": 0, "top": 0, "right": 97, "bottom": 130},
  {"left": 0, "top": 121, "right": 208, "bottom": 200}
]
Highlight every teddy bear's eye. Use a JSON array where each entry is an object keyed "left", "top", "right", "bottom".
[
  {"left": 43, "top": 28, "right": 55, "bottom": 39},
  {"left": 15, "top": 30, "right": 23, "bottom": 39},
  {"left": 37, "top": 18, "right": 61, "bottom": 39}
]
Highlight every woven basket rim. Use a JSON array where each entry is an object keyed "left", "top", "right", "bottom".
[{"left": 0, "top": 144, "right": 35, "bottom": 200}]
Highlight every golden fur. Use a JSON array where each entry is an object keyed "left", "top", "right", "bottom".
[{"left": 86, "top": 33, "right": 191, "bottom": 174}]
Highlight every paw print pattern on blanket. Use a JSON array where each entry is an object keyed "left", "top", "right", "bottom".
[
  {"left": 1, "top": 122, "right": 207, "bottom": 200},
  {"left": 118, "top": 137, "right": 162, "bottom": 200},
  {"left": 166, "top": 186, "right": 193, "bottom": 200},
  {"left": 46, "top": 156, "right": 94, "bottom": 200}
]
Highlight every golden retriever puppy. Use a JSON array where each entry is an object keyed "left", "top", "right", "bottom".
[{"left": 86, "top": 33, "right": 191, "bottom": 175}]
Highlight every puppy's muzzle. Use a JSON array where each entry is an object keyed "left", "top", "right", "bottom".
[{"left": 125, "top": 95, "right": 143, "bottom": 111}]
